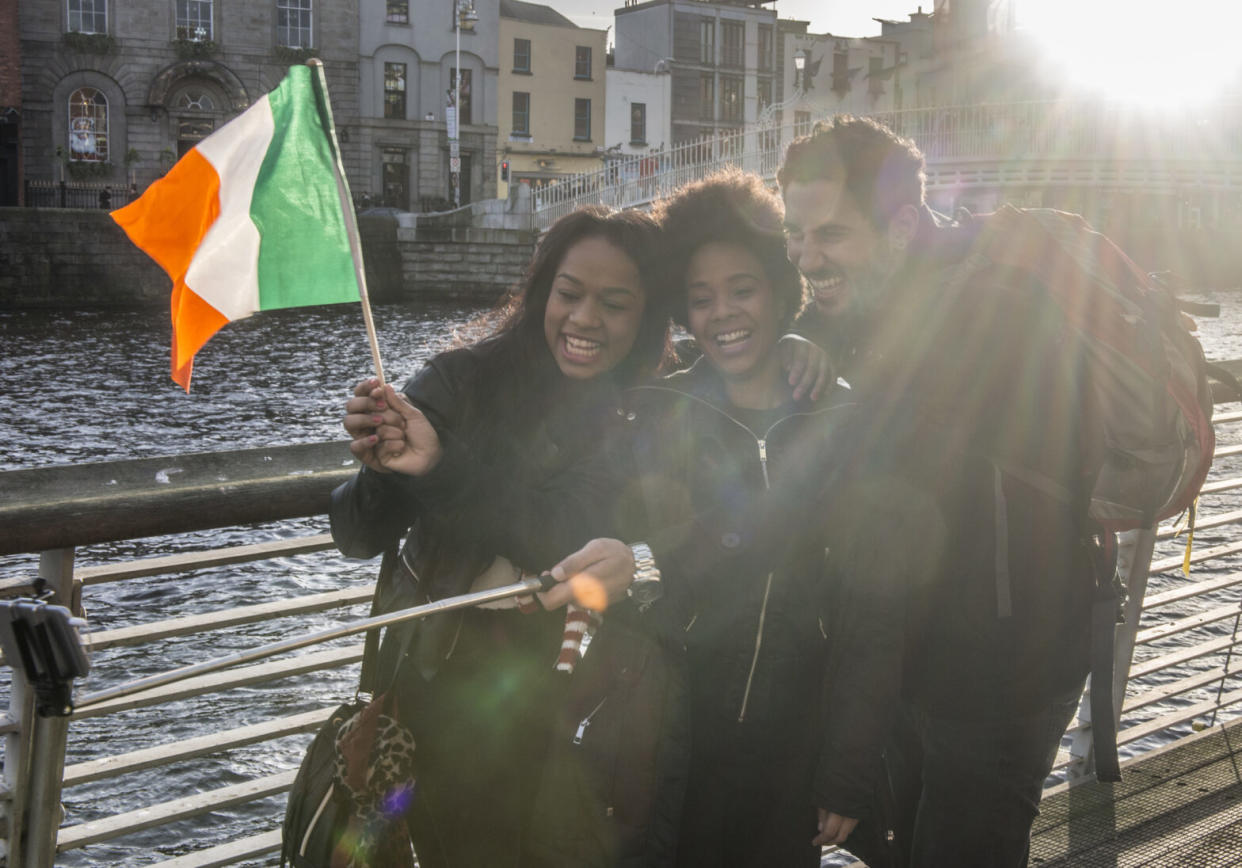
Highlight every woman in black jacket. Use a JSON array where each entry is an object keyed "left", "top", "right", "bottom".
[
  {"left": 550, "top": 171, "right": 865, "bottom": 867},
  {"left": 329, "top": 206, "right": 674, "bottom": 867}
]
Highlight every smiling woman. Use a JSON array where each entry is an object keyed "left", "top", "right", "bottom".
[{"left": 1019, "top": 0, "right": 1242, "bottom": 103}]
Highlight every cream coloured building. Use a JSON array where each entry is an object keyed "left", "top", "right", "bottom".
[{"left": 497, "top": 0, "right": 606, "bottom": 198}]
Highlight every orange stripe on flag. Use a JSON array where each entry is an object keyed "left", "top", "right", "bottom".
[
  {"left": 111, "top": 149, "right": 229, "bottom": 391},
  {"left": 169, "top": 285, "right": 228, "bottom": 391}
]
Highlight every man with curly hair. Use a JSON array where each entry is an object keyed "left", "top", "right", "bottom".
[{"left": 779, "top": 117, "right": 1098, "bottom": 867}]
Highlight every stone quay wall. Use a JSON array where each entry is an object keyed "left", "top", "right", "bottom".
[{"left": 0, "top": 209, "right": 537, "bottom": 308}]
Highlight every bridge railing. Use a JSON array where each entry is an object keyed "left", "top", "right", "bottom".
[
  {"left": 529, "top": 100, "right": 1242, "bottom": 228},
  {"left": 531, "top": 116, "right": 813, "bottom": 229},
  {"left": 0, "top": 382, "right": 1240, "bottom": 865}
]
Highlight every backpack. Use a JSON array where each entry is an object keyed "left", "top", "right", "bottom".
[
  {"left": 954, "top": 205, "right": 1224, "bottom": 782},
  {"left": 961, "top": 204, "right": 1217, "bottom": 534}
]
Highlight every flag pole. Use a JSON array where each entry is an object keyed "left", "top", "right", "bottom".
[{"left": 307, "top": 58, "right": 386, "bottom": 388}]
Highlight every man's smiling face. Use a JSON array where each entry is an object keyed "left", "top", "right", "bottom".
[{"left": 782, "top": 178, "right": 894, "bottom": 319}]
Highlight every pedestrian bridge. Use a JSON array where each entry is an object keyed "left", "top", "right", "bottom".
[{"left": 531, "top": 101, "right": 1242, "bottom": 229}]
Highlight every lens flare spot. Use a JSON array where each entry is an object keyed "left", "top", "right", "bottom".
[{"left": 571, "top": 573, "right": 609, "bottom": 611}]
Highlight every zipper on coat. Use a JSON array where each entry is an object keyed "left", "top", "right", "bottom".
[
  {"left": 628, "top": 387, "right": 854, "bottom": 725},
  {"left": 573, "top": 697, "right": 608, "bottom": 744},
  {"left": 738, "top": 571, "right": 775, "bottom": 722}
]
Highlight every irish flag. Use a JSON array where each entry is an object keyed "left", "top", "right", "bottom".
[{"left": 112, "top": 63, "right": 361, "bottom": 390}]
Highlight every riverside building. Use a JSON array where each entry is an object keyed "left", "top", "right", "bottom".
[{"left": 496, "top": 0, "right": 606, "bottom": 198}]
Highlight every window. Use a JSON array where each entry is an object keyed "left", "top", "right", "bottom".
[
  {"left": 277, "top": 0, "right": 312, "bottom": 48},
  {"left": 513, "top": 38, "right": 531, "bottom": 73},
  {"left": 794, "top": 110, "right": 812, "bottom": 137},
  {"left": 512, "top": 91, "right": 530, "bottom": 135},
  {"left": 177, "top": 119, "right": 213, "bottom": 157},
  {"left": 382, "top": 149, "right": 408, "bottom": 208},
  {"left": 174, "top": 88, "right": 216, "bottom": 111},
  {"left": 575, "top": 46, "right": 592, "bottom": 79},
  {"left": 384, "top": 62, "right": 406, "bottom": 119},
  {"left": 68, "top": 87, "right": 108, "bottom": 162},
  {"left": 574, "top": 97, "right": 591, "bottom": 140},
  {"left": 630, "top": 102, "right": 646, "bottom": 144},
  {"left": 175, "top": 0, "right": 212, "bottom": 41},
  {"left": 868, "top": 56, "right": 884, "bottom": 96},
  {"left": 699, "top": 74, "right": 714, "bottom": 119},
  {"left": 451, "top": 68, "right": 472, "bottom": 125},
  {"left": 832, "top": 51, "right": 849, "bottom": 94},
  {"left": 386, "top": 0, "right": 408, "bottom": 24},
  {"left": 758, "top": 24, "right": 772, "bottom": 69},
  {"left": 699, "top": 19, "right": 714, "bottom": 65},
  {"left": 721, "top": 76, "right": 742, "bottom": 122},
  {"left": 721, "top": 21, "right": 743, "bottom": 68},
  {"left": 757, "top": 78, "right": 772, "bottom": 112},
  {"left": 68, "top": 0, "right": 106, "bottom": 34}
]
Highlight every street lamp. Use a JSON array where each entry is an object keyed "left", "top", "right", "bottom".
[
  {"left": 757, "top": 48, "right": 808, "bottom": 127},
  {"left": 451, "top": 0, "right": 479, "bottom": 208}
]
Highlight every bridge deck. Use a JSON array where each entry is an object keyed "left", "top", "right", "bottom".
[{"left": 1029, "top": 718, "right": 1242, "bottom": 866}]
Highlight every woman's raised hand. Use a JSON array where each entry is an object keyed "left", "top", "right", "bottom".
[{"left": 344, "top": 380, "right": 443, "bottom": 476}]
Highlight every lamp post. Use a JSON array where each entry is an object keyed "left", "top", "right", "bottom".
[
  {"left": 757, "top": 48, "right": 807, "bottom": 127},
  {"left": 451, "top": 0, "right": 478, "bottom": 208}
]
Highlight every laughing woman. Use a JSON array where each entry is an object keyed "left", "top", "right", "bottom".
[
  {"left": 550, "top": 171, "right": 864, "bottom": 866},
  {"left": 328, "top": 206, "right": 673, "bottom": 867}
]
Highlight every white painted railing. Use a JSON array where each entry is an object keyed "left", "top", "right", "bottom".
[
  {"left": 0, "top": 383, "right": 1240, "bottom": 865},
  {"left": 530, "top": 101, "right": 1242, "bottom": 229}
]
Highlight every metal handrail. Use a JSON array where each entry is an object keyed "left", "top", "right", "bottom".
[
  {"left": 0, "top": 384, "right": 1239, "bottom": 864},
  {"left": 529, "top": 100, "right": 1242, "bottom": 229}
]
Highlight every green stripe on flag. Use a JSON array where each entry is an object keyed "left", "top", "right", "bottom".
[{"left": 252, "top": 65, "right": 359, "bottom": 310}]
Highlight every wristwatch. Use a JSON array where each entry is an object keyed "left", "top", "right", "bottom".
[{"left": 627, "top": 542, "right": 663, "bottom": 610}]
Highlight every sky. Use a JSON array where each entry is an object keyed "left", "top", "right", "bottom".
[
  {"left": 549, "top": 0, "right": 1242, "bottom": 104},
  {"left": 556, "top": 0, "right": 923, "bottom": 39}
]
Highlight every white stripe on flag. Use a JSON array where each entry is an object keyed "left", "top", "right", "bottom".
[{"left": 184, "top": 95, "right": 275, "bottom": 322}]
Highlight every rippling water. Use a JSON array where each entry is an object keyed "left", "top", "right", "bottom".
[
  {"left": 1, "top": 296, "right": 1240, "bottom": 866},
  {"left": 0, "top": 301, "right": 482, "bottom": 866}
]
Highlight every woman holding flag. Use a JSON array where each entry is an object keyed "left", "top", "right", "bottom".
[{"left": 329, "top": 205, "right": 676, "bottom": 866}]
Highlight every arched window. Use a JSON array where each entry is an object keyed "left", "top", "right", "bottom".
[
  {"left": 68, "top": 87, "right": 108, "bottom": 162},
  {"left": 174, "top": 89, "right": 216, "bottom": 111}
]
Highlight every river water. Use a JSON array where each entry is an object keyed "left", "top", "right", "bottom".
[{"left": 1, "top": 297, "right": 1240, "bottom": 866}]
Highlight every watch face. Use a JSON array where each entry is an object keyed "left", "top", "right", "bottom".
[{"left": 629, "top": 578, "right": 663, "bottom": 605}]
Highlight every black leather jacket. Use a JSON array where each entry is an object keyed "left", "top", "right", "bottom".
[
  {"left": 618, "top": 362, "right": 896, "bottom": 819},
  {"left": 329, "top": 340, "right": 629, "bottom": 673}
]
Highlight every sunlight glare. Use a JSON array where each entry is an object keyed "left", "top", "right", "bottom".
[{"left": 1019, "top": 0, "right": 1242, "bottom": 103}]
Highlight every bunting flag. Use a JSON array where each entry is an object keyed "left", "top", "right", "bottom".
[{"left": 112, "top": 64, "right": 360, "bottom": 390}]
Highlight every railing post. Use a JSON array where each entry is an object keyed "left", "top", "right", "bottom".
[
  {"left": 4, "top": 549, "right": 79, "bottom": 868},
  {"left": 1066, "top": 527, "right": 1157, "bottom": 781}
]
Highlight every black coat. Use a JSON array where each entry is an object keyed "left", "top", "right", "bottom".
[
  {"left": 328, "top": 340, "right": 634, "bottom": 867},
  {"left": 330, "top": 339, "right": 626, "bottom": 602},
  {"left": 618, "top": 361, "right": 879, "bottom": 864},
  {"left": 806, "top": 206, "right": 1096, "bottom": 725}
]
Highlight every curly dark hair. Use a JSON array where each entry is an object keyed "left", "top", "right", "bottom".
[
  {"left": 778, "top": 115, "right": 926, "bottom": 229},
  {"left": 653, "top": 169, "right": 806, "bottom": 331}
]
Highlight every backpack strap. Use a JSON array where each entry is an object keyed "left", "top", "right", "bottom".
[{"left": 1088, "top": 532, "right": 1123, "bottom": 783}]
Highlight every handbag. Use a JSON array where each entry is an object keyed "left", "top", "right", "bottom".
[{"left": 281, "top": 548, "right": 418, "bottom": 868}]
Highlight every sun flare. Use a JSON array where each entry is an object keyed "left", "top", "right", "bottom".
[{"left": 1019, "top": 0, "right": 1242, "bottom": 104}]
